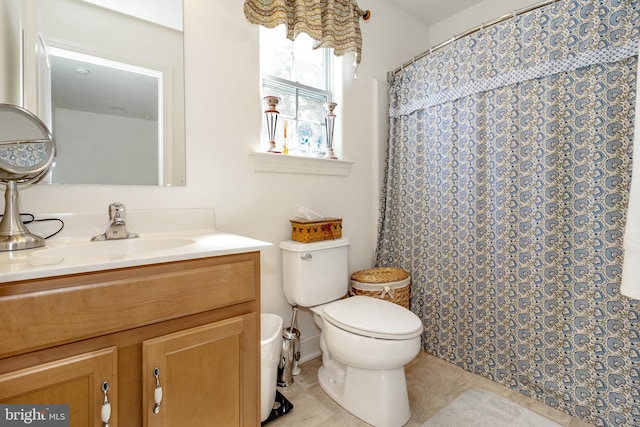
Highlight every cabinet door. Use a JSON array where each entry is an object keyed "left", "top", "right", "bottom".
[
  {"left": 143, "top": 314, "right": 258, "bottom": 427},
  {"left": 0, "top": 347, "right": 118, "bottom": 427}
]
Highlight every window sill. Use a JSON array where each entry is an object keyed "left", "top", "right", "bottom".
[{"left": 250, "top": 152, "right": 353, "bottom": 176}]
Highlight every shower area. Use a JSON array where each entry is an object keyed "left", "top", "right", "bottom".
[{"left": 375, "top": 1, "right": 639, "bottom": 426}]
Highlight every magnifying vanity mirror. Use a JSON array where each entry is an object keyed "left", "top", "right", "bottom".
[
  {"left": 0, "top": 103, "right": 55, "bottom": 250},
  {"left": 0, "top": 0, "right": 185, "bottom": 186}
]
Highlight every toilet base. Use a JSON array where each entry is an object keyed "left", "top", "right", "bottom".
[{"left": 317, "top": 360, "right": 411, "bottom": 427}]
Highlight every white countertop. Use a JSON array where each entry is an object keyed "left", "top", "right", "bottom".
[{"left": 0, "top": 229, "right": 272, "bottom": 283}]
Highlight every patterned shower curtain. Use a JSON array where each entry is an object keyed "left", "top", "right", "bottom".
[{"left": 376, "top": 1, "right": 639, "bottom": 425}]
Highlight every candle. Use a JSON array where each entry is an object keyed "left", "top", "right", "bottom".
[{"left": 284, "top": 120, "right": 287, "bottom": 138}]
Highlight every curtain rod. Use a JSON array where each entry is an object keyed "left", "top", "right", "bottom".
[{"left": 391, "top": 0, "right": 561, "bottom": 75}]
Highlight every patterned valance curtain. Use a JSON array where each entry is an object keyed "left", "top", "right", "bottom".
[
  {"left": 378, "top": 1, "right": 639, "bottom": 425},
  {"left": 243, "top": 0, "right": 364, "bottom": 63},
  {"left": 388, "top": 2, "right": 638, "bottom": 118}
]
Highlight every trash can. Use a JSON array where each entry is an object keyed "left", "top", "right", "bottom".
[{"left": 261, "top": 313, "right": 283, "bottom": 422}]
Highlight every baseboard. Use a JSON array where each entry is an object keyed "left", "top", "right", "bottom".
[{"left": 298, "top": 331, "right": 321, "bottom": 363}]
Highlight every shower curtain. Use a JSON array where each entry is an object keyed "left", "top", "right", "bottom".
[{"left": 376, "top": 1, "right": 639, "bottom": 425}]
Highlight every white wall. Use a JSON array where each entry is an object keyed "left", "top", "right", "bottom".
[
  {"left": 429, "top": 0, "right": 542, "bottom": 47},
  {"left": 0, "top": 0, "right": 22, "bottom": 105},
  {"left": 79, "top": 0, "right": 183, "bottom": 31},
  {"left": 7, "top": 0, "right": 430, "bottom": 360}
]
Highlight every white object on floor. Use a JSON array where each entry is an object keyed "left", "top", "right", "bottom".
[
  {"left": 422, "top": 388, "right": 563, "bottom": 427},
  {"left": 260, "top": 313, "right": 283, "bottom": 422}
]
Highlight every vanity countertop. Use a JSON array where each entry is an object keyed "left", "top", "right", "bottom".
[{"left": 0, "top": 229, "right": 272, "bottom": 283}]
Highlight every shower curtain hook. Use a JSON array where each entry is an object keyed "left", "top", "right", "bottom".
[{"left": 512, "top": 9, "right": 517, "bottom": 19}]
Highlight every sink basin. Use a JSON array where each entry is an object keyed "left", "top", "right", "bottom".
[{"left": 33, "top": 238, "right": 196, "bottom": 260}]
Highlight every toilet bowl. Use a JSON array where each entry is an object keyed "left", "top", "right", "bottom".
[
  {"left": 311, "top": 296, "right": 422, "bottom": 427},
  {"left": 280, "top": 238, "right": 423, "bottom": 427}
]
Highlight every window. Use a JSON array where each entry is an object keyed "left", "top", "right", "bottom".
[{"left": 259, "top": 26, "right": 333, "bottom": 156}]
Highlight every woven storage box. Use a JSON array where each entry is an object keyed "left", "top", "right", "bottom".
[
  {"left": 349, "top": 267, "right": 411, "bottom": 309},
  {"left": 290, "top": 217, "right": 342, "bottom": 243}
]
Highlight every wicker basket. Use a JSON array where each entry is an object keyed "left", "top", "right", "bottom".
[
  {"left": 349, "top": 267, "right": 411, "bottom": 309},
  {"left": 290, "top": 218, "right": 342, "bottom": 243}
]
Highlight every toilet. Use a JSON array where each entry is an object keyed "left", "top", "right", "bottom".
[{"left": 280, "top": 238, "right": 423, "bottom": 427}]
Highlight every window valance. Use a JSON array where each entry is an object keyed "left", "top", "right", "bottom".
[{"left": 244, "top": 0, "right": 366, "bottom": 63}]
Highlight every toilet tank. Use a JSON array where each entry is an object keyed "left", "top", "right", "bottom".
[{"left": 279, "top": 238, "right": 350, "bottom": 307}]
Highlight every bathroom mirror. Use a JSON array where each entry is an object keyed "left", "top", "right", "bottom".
[{"left": 0, "top": 0, "right": 185, "bottom": 186}]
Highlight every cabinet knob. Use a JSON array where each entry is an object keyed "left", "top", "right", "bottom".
[
  {"left": 101, "top": 381, "right": 111, "bottom": 427},
  {"left": 153, "top": 367, "right": 163, "bottom": 414}
]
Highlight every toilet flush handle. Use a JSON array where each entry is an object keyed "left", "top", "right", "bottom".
[{"left": 300, "top": 253, "right": 312, "bottom": 261}]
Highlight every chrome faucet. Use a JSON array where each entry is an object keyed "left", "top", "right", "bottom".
[{"left": 91, "top": 202, "right": 139, "bottom": 241}]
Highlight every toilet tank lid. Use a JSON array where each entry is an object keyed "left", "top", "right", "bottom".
[{"left": 280, "top": 237, "right": 350, "bottom": 252}]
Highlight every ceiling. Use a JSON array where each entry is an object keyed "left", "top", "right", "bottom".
[
  {"left": 386, "top": 0, "right": 485, "bottom": 26},
  {"left": 51, "top": 55, "right": 159, "bottom": 122}
]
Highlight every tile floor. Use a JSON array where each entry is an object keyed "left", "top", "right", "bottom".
[{"left": 266, "top": 351, "right": 594, "bottom": 426}]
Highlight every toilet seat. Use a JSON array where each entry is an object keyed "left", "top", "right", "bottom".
[{"left": 319, "top": 296, "right": 423, "bottom": 340}]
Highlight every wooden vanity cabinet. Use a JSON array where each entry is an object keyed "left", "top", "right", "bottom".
[
  {"left": 0, "top": 252, "right": 261, "bottom": 427},
  {"left": 0, "top": 347, "right": 118, "bottom": 427},
  {"left": 142, "top": 316, "right": 252, "bottom": 426}
]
